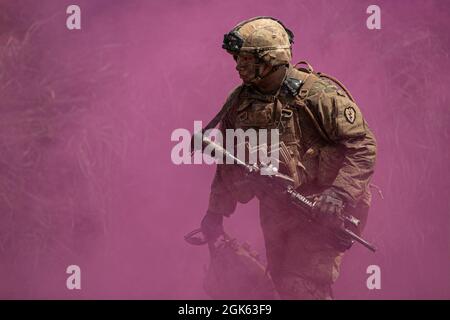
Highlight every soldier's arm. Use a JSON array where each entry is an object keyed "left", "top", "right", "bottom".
[
  {"left": 206, "top": 110, "right": 240, "bottom": 217},
  {"left": 308, "top": 89, "right": 377, "bottom": 205},
  {"left": 205, "top": 85, "right": 252, "bottom": 217},
  {"left": 207, "top": 164, "right": 238, "bottom": 217}
]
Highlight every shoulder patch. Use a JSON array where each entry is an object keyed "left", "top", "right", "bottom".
[
  {"left": 282, "top": 77, "right": 302, "bottom": 97},
  {"left": 344, "top": 107, "right": 356, "bottom": 124}
]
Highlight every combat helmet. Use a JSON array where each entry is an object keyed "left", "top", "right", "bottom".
[{"left": 222, "top": 16, "right": 294, "bottom": 67}]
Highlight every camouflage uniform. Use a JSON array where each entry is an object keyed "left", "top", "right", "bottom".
[{"left": 206, "top": 17, "right": 377, "bottom": 300}]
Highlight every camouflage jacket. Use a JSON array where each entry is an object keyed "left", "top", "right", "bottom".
[{"left": 207, "top": 64, "right": 377, "bottom": 217}]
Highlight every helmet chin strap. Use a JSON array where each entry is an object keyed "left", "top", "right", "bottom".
[
  {"left": 246, "top": 60, "right": 284, "bottom": 85},
  {"left": 245, "top": 61, "right": 271, "bottom": 84}
]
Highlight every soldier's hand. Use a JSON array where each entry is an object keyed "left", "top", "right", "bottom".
[
  {"left": 313, "top": 188, "right": 345, "bottom": 227},
  {"left": 200, "top": 211, "right": 224, "bottom": 242}
]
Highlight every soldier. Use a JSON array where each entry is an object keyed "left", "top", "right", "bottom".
[{"left": 200, "top": 17, "right": 377, "bottom": 299}]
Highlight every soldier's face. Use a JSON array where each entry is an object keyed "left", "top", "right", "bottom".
[{"left": 234, "top": 53, "right": 271, "bottom": 84}]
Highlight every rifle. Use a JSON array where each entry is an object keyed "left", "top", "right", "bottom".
[{"left": 190, "top": 132, "right": 376, "bottom": 252}]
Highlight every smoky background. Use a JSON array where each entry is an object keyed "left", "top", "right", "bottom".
[{"left": 0, "top": 0, "right": 448, "bottom": 299}]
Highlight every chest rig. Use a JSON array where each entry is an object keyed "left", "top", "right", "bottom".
[
  {"left": 223, "top": 68, "right": 307, "bottom": 188},
  {"left": 205, "top": 62, "right": 354, "bottom": 189}
]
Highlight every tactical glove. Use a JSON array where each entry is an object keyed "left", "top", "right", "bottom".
[
  {"left": 313, "top": 188, "right": 345, "bottom": 227},
  {"left": 314, "top": 189, "right": 355, "bottom": 251}
]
